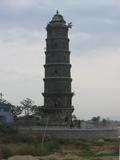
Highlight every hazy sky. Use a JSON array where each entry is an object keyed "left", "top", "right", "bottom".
[{"left": 0, "top": 0, "right": 120, "bottom": 120}]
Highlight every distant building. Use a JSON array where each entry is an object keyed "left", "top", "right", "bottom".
[{"left": 0, "top": 101, "right": 13, "bottom": 124}]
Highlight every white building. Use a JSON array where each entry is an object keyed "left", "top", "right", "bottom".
[{"left": 0, "top": 102, "right": 13, "bottom": 124}]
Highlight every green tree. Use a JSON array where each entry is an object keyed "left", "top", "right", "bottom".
[
  {"left": 0, "top": 92, "right": 8, "bottom": 103},
  {"left": 20, "top": 98, "right": 35, "bottom": 116},
  {"left": 102, "top": 118, "right": 107, "bottom": 126},
  {"left": 11, "top": 105, "right": 22, "bottom": 120},
  {"left": 91, "top": 116, "right": 101, "bottom": 127}
]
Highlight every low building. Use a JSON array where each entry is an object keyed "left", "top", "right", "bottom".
[{"left": 0, "top": 101, "right": 13, "bottom": 124}]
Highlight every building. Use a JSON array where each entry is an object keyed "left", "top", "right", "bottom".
[
  {"left": 41, "top": 11, "right": 74, "bottom": 126},
  {"left": 0, "top": 101, "right": 13, "bottom": 124}
]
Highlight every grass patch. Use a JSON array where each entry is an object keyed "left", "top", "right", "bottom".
[
  {"left": 0, "top": 146, "right": 12, "bottom": 159},
  {"left": 78, "top": 151, "right": 119, "bottom": 158},
  {"left": 78, "top": 151, "right": 95, "bottom": 157},
  {"left": 0, "top": 131, "right": 119, "bottom": 158},
  {"left": 96, "top": 152, "right": 119, "bottom": 157}
]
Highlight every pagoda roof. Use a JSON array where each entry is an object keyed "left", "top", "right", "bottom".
[{"left": 51, "top": 10, "right": 66, "bottom": 23}]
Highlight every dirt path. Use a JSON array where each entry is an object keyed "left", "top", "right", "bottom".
[
  {"left": 6, "top": 155, "right": 118, "bottom": 160},
  {"left": 8, "top": 156, "right": 38, "bottom": 160}
]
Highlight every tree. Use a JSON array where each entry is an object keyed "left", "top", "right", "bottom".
[
  {"left": 102, "top": 118, "right": 107, "bottom": 126},
  {"left": 20, "top": 98, "right": 39, "bottom": 126},
  {"left": 77, "top": 119, "right": 81, "bottom": 128},
  {"left": 72, "top": 114, "right": 77, "bottom": 121},
  {"left": 0, "top": 92, "right": 22, "bottom": 121},
  {"left": 92, "top": 116, "right": 100, "bottom": 122},
  {"left": 0, "top": 92, "right": 8, "bottom": 103},
  {"left": 91, "top": 116, "right": 101, "bottom": 127},
  {"left": 0, "top": 92, "right": 4, "bottom": 101},
  {"left": 11, "top": 105, "right": 22, "bottom": 120},
  {"left": 20, "top": 98, "right": 35, "bottom": 116}
]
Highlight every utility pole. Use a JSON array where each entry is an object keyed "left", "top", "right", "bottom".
[{"left": 41, "top": 117, "right": 49, "bottom": 145}]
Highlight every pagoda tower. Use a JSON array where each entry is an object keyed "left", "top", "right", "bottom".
[{"left": 41, "top": 11, "right": 74, "bottom": 126}]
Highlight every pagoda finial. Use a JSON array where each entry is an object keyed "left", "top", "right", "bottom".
[{"left": 56, "top": 10, "right": 59, "bottom": 14}]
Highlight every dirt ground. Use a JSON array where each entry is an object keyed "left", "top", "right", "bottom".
[{"left": 6, "top": 154, "right": 118, "bottom": 160}]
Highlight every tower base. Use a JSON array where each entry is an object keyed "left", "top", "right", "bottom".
[{"left": 40, "top": 106, "right": 74, "bottom": 127}]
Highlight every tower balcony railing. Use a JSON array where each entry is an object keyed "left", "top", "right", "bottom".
[
  {"left": 44, "top": 63, "right": 71, "bottom": 67},
  {"left": 41, "top": 106, "right": 74, "bottom": 111},
  {"left": 43, "top": 77, "right": 72, "bottom": 81},
  {"left": 45, "top": 49, "right": 70, "bottom": 53},
  {"left": 46, "top": 37, "right": 69, "bottom": 40},
  {"left": 42, "top": 92, "right": 74, "bottom": 96}
]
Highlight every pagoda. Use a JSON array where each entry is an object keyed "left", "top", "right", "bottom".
[{"left": 41, "top": 11, "right": 74, "bottom": 126}]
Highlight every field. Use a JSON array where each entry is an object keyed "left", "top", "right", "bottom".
[
  {"left": 0, "top": 126, "right": 119, "bottom": 160},
  {"left": 0, "top": 135, "right": 119, "bottom": 159}
]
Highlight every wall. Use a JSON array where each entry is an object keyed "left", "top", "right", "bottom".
[{"left": 19, "top": 127, "right": 119, "bottom": 139}]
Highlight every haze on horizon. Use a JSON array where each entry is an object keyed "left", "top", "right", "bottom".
[{"left": 0, "top": 0, "right": 120, "bottom": 120}]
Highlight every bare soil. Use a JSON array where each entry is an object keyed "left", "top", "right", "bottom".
[{"left": 6, "top": 154, "right": 118, "bottom": 160}]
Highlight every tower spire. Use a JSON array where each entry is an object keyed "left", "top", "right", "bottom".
[{"left": 56, "top": 10, "right": 59, "bottom": 14}]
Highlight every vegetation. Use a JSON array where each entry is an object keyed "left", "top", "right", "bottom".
[
  {"left": 20, "top": 98, "right": 36, "bottom": 116},
  {"left": 0, "top": 93, "right": 39, "bottom": 124},
  {"left": 0, "top": 146, "right": 12, "bottom": 159},
  {"left": 91, "top": 116, "right": 110, "bottom": 127},
  {"left": 11, "top": 105, "right": 22, "bottom": 120},
  {"left": 0, "top": 125, "right": 119, "bottom": 159},
  {"left": 0, "top": 93, "right": 119, "bottom": 159}
]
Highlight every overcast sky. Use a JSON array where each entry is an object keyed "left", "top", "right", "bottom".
[{"left": 0, "top": 0, "right": 120, "bottom": 120}]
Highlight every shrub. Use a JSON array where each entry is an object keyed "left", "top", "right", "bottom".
[
  {"left": 79, "top": 142, "right": 91, "bottom": 151},
  {"left": 16, "top": 144, "right": 35, "bottom": 155},
  {"left": 34, "top": 141, "right": 61, "bottom": 156},
  {"left": 1, "top": 146, "right": 12, "bottom": 159},
  {"left": 45, "top": 141, "right": 60, "bottom": 151},
  {"left": 10, "top": 133, "right": 36, "bottom": 143},
  {"left": 0, "top": 124, "right": 18, "bottom": 135}
]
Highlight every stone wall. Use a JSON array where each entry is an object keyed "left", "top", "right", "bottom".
[{"left": 19, "top": 127, "right": 119, "bottom": 139}]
